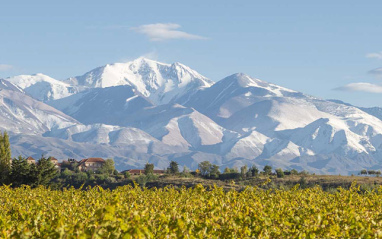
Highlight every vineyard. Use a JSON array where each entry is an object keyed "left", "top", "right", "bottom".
[{"left": 1, "top": 184, "right": 382, "bottom": 238}]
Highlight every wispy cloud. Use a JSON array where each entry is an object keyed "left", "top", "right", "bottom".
[
  {"left": 368, "top": 67, "right": 382, "bottom": 76},
  {"left": 334, "top": 82, "right": 382, "bottom": 93},
  {"left": 366, "top": 52, "right": 382, "bottom": 60},
  {"left": 340, "top": 53, "right": 382, "bottom": 92},
  {"left": 131, "top": 23, "right": 207, "bottom": 41},
  {"left": 0, "top": 64, "right": 13, "bottom": 71}
]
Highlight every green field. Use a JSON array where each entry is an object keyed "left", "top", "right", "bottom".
[{"left": 1, "top": 183, "right": 382, "bottom": 238}]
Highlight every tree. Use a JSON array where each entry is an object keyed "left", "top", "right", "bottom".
[
  {"left": 60, "top": 160, "right": 79, "bottom": 172},
  {"left": 210, "top": 165, "right": 220, "bottom": 179},
  {"left": 10, "top": 156, "right": 32, "bottom": 187},
  {"left": 275, "top": 168, "right": 284, "bottom": 178},
  {"left": 2, "top": 132, "right": 11, "bottom": 164},
  {"left": 223, "top": 167, "right": 231, "bottom": 174},
  {"left": 168, "top": 161, "right": 179, "bottom": 174},
  {"left": 34, "top": 156, "right": 59, "bottom": 186},
  {"left": 290, "top": 169, "right": 298, "bottom": 175},
  {"left": 198, "top": 161, "right": 220, "bottom": 178},
  {"left": 72, "top": 172, "right": 88, "bottom": 184},
  {"left": 240, "top": 165, "right": 248, "bottom": 178},
  {"left": 263, "top": 165, "right": 272, "bottom": 175},
  {"left": 223, "top": 168, "right": 239, "bottom": 174},
  {"left": 61, "top": 168, "right": 74, "bottom": 179},
  {"left": 98, "top": 159, "right": 115, "bottom": 175},
  {"left": 360, "top": 169, "right": 367, "bottom": 175},
  {"left": 198, "top": 161, "right": 212, "bottom": 177},
  {"left": 144, "top": 163, "right": 154, "bottom": 175},
  {"left": 249, "top": 165, "right": 259, "bottom": 177},
  {"left": 0, "top": 131, "right": 11, "bottom": 184}
]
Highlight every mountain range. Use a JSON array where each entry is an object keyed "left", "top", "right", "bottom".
[{"left": 2, "top": 57, "right": 382, "bottom": 174}]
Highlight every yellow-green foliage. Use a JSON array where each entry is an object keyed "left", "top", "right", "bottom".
[{"left": 0, "top": 184, "right": 382, "bottom": 238}]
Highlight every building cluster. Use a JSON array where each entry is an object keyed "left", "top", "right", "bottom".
[
  {"left": 25, "top": 157, "right": 167, "bottom": 174},
  {"left": 26, "top": 157, "right": 106, "bottom": 172}
]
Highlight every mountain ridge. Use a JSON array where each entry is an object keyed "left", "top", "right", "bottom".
[{"left": 2, "top": 58, "right": 382, "bottom": 174}]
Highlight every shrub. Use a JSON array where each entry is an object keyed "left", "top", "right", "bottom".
[
  {"left": 298, "top": 176, "right": 308, "bottom": 189},
  {"left": 105, "top": 177, "right": 117, "bottom": 184},
  {"left": 290, "top": 169, "right": 298, "bottom": 175},
  {"left": 219, "top": 173, "right": 241, "bottom": 180},
  {"left": 275, "top": 168, "right": 284, "bottom": 178},
  {"left": 124, "top": 171, "right": 131, "bottom": 179}
]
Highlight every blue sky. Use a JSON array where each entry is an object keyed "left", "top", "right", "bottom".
[{"left": 1, "top": 1, "right": 382, "bottom": 107}]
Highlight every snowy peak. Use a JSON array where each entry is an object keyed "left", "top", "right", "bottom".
[
  {"left": 6, "top": 73, "right": 78, "bottom": 102},
  {"left": 180, "top": 73, "right": 301, "bottom": 121},
  {"left": 217, "top": 73, "right": 297, "bottom": 96},
  {"left": 220, "top": 73, "right": 264, "bottom": 88},
  {"left": 66, "top": 58, "right": 213, "bottom": 105},
  {"left": 7, "top": 73, "right": 62, "bottom": 88}
]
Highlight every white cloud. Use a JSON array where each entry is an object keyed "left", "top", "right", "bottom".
[
  {"left": 366, "top": 52, "right": 382, "bottom": 60},
  {"left": 335, "top": 82, "right": 382, "bottom": 93},
  {"left": 131, "top": 23, "right": 207, "bottom": 41},
  {"left": 0, "top": 64, "right": 13, "bottom": 71}
]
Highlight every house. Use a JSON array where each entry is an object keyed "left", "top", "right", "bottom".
[
  {"left": 78, "top": 158, "right": 105, "bottom": 172},
  {"left": 49, "top": 157, "right": 59, "bottom": 165},
  {"left": 27, "top": 157, "right": 36, "bottom": 164},
  {"left": 49, "top": 157, "right": 61, "bottom": 169},
  {"left": 123, "top": 169, "right": 165, "bottom": 175}
]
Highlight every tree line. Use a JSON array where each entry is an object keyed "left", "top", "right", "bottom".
[
  {"left": 0, "top": 131, "right": 120, "bottom": 188},
  {"left": 359, "top": 169, "right": 382, "bottom": 176},
  {"left": 142, "top": 160, "right": 309, "bottom": 181},
  {"left": 0, "top": 131, "right": 58, "bottom": 187}
]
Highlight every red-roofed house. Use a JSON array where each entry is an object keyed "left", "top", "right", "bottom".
[
  {"left": 78, "top": 158, "right": 105, "bottom": 172},
  {"left": 49, "top": 157, "right": 61, "bottom": 169},
  {"left": 26, "top": 157, "right": 36, "bottom": 164}
]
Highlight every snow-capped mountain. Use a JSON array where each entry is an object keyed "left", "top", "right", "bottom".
[
  {"left": 121, "top": 103, "right": 230, "bottom": 149},
  {"left": 176, "top": 73, "right": 382, "bottom": 173},
  {"left": 0, "top": 79, "right": 78, "bottom": 134},
  {"left": 6, "top": 74, "right": 79, "bottom": 102},
  {"left": 64, "top": 57, "right": 213, "bottom": 105},
  {"left": 3, "top": 59, "right": 382, "bottom": 174},
  {"left": 49, "top": 85, "right": 153, "bottom": 125}
]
